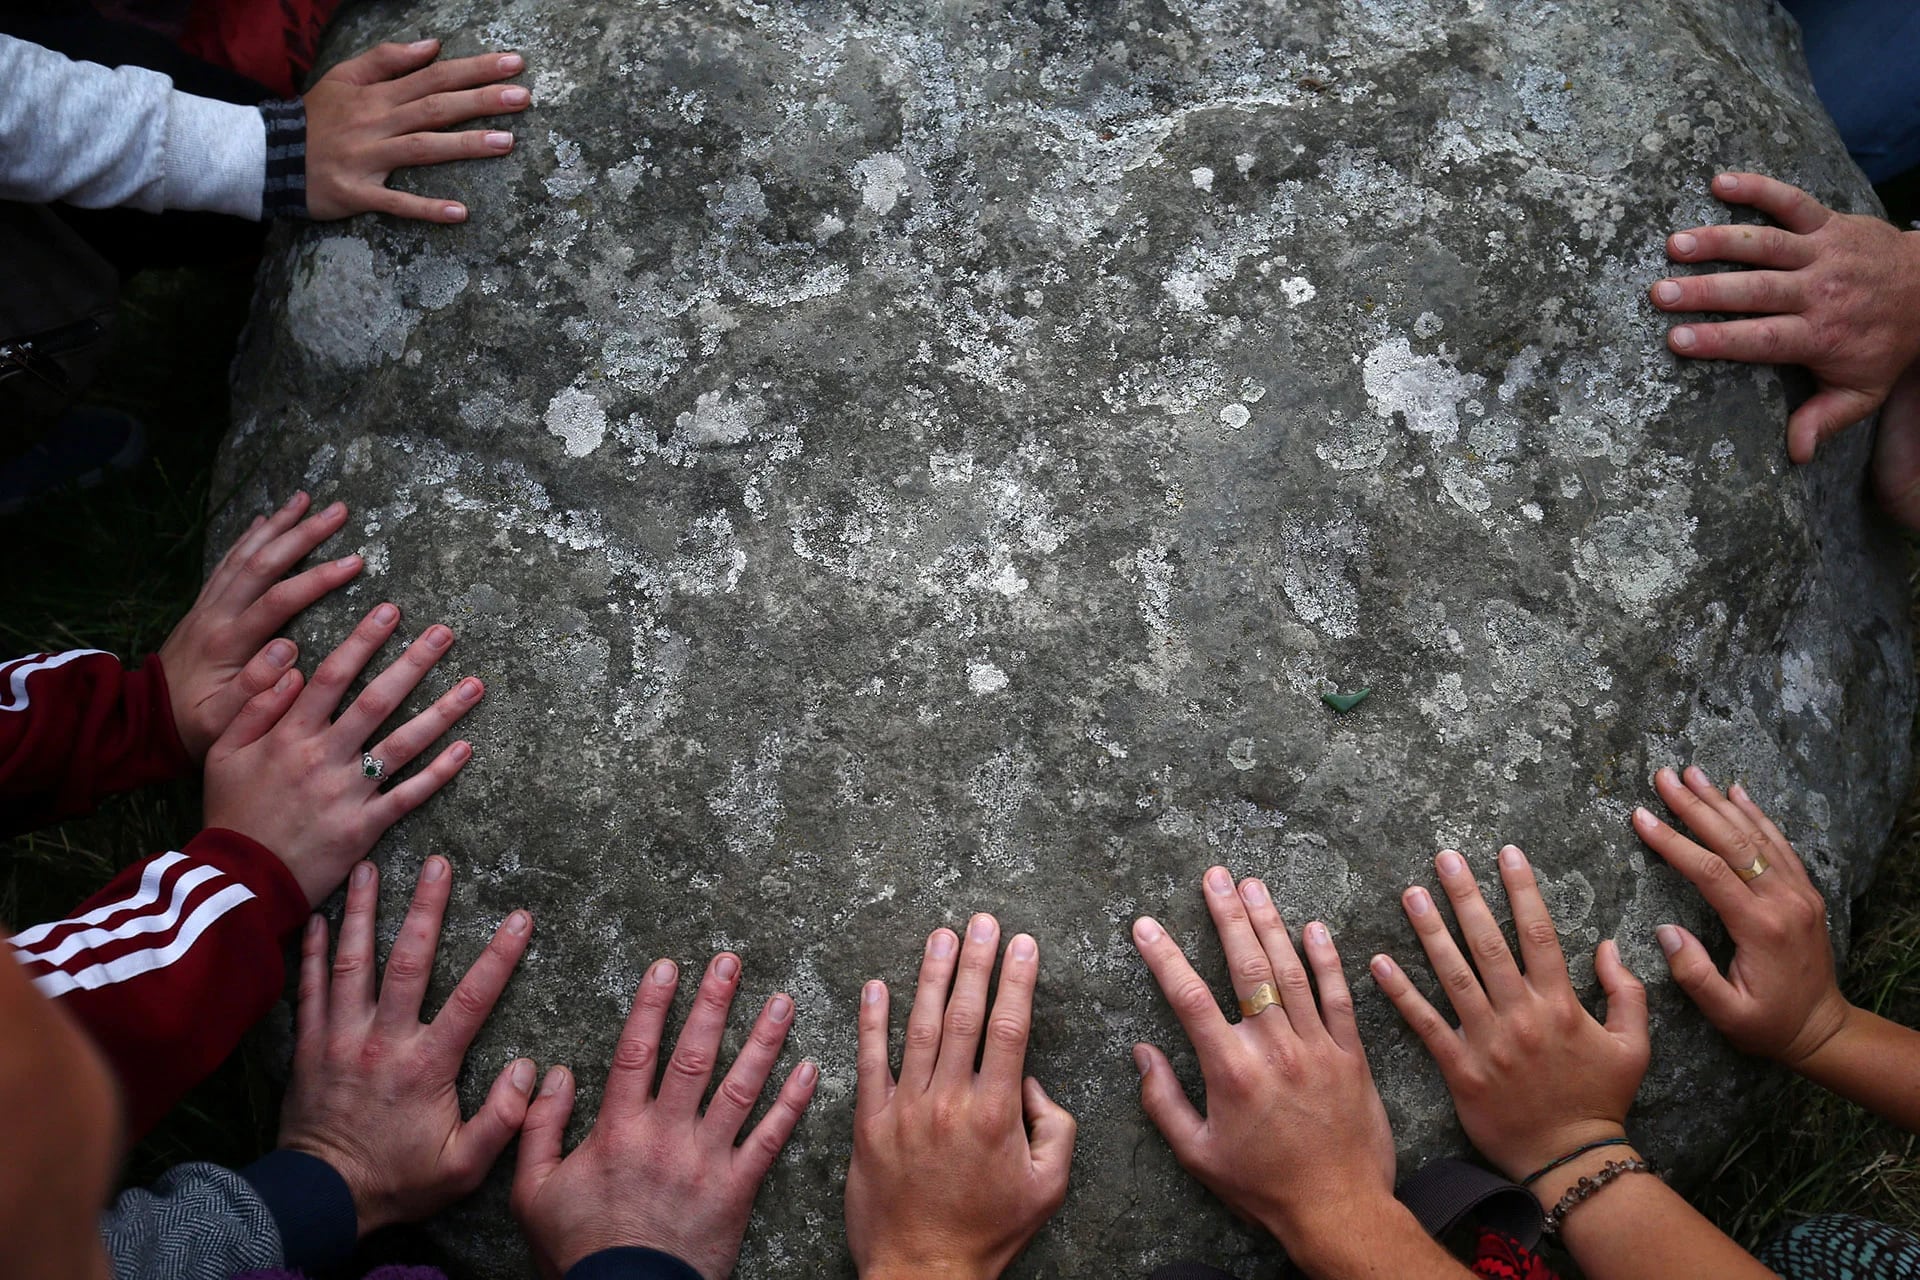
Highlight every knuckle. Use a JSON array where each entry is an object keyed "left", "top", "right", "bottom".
[
  {"left": 904, "top": 1020, "right": 942, "bottom": 1052},
  {"left": 1696, "top": 855, "right": 1732, "bottom": 888},
  {"left": 943, "top": 1007, "right": 982, "bottom": 1041},
  {"left": 401, "top": 133, "right": 437, "bottom": 165},
  {"left": 448, "top": 982, "right": 491, "bottom": 1023},
  {"left": 382, "top": 950, "right": 427, "bottom": 986},
  {"left": 1440, "top": 963, "right": 1479, "bottom": 995},
  {"left": 1319, "top": 988, "right": 1355, "bottom": 1021},
  {"left": 1522, "top": 919, "right": 1561, "bottom": 950},
  {"left": 1171, "top": 979, "right": 1217, "bottom": 1018},
  {"left": 718, "top": 1076, "right": 761, "bottom": 1114},
  {"left": 1231, "top": 954, "right": 1272, "bottom": 986},
  {"left": 1469, "top": 931, "right": 1510, "bottom": 966},
  {"left": 611, "top": 1037, "right": 656, "bottom": 1075},
  {"left": 1277, "top": 964, "right": 1313, "bottom": 998},
  {"left": 667, "top": 1046, "right": 714, "bottom": 1080},
  {"left": 986, "top": 1015, "right": 1027, "bottom": 1053}
]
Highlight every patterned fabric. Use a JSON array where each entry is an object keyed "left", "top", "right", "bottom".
[
  {"left": 1471, "top": 1227, "right": 1561, "bottom": 1280},
  {"left": 1758, "top": 1214, "right": 1920, "bottom": 1279},
  {"left": 257, "top": 98, "right": 306, "bottom": 220},
  {"left": 100, "top": 1161, "right": 280, "bottom": 1280}
]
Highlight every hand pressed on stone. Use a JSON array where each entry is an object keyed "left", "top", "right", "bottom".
[
  {"left": 1131, "top": 869, "right": 1396, "bottom": 1257},
  {"left": 201, "top": 603, "right": 482, "bottom": 906},
  {"left": 1634, "top": 767, "right": 1851, "bottom": 1069},
  {"left": 1651, "top": 171, "right": 1920, "bottom": 466},
  {"left": 1372, "top": 847, "right": 1649, "bottom": 1182},
  {"left": 511, "top": 953, "right": 817, "bottom": 1280},
  {"left": 278, "top": 858, "right": 535, "bottom": 1236},
  {"left": 303, "top": 39, "right": 530, "bottom": 223},
  {"left": 157, "top": 492, "right": 361, "bottom": 762},
  {"left": 846, "top": 916, "right": 1076, "bottom": 1280}
]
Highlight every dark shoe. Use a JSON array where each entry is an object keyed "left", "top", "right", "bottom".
[{"left": 0, "top": 407, "right": 146, "bottom": 517}]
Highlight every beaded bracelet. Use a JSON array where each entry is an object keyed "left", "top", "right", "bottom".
[
  {"left": 1522, "top": 1136, "right": 1632, "bottom": 1186},
  {"left": 1542, "top": 1157, "right": 1659, "bottom": 1236}
]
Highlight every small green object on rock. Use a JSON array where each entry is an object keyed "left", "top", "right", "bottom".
[{"left": 1323, "top": 688, "right": 1370, "bottom": 713}]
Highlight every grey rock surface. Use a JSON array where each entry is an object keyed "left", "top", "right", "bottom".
[{"left": 218, "top": 1, "right": 1915, "bottom": 1274}]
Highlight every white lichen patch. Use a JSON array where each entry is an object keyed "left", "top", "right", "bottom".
[
  {"left": 286, "top": 236, "right": 417, "bottom": 368},
  {"left": 1189, "top": 165, "right": 1214, "bottom": 190},
  {"left": 852, "top": 152, "right": 911, "bottom": 215},
  {"left": 544, "top": 386, "right": 608, "bottom": 457},
  {"left": 966, "top": 659, "right": 1009, "bottom": 695},
  {"left": 1277, "top": 512, "right": 1367, "bottom": 639},
  {"left": 1572, "top": 501, "right": 1702, "bottom": 620},
  {"left": 544, "top": 133, "right": 594, "bottom": 199},
  {"left": 674, "top": 388, "right": 764, "bottom": 448},
  {"left": 1362, "top": 335, "right": 1486, "bottom": 445},
  {"left": 404, "top": 253, "right": 470, "bottom": 311},
  {"left": 1219, "top": 402, "right": 1250, "bottom": 430},
  {"left": 1280, "top": 276, "right": 1317, "bottom": 305}
]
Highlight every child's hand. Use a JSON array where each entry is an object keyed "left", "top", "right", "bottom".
[
  {"left": 303, "top": 38, "right": 529, "bottom": 223},
  {"left": 1371, "top": 846, "right": 1650, "bottom": 1182},
  {"left": 278, "top": 858, "right": 535, "bottom": 1236},
  {"left": 158, "top": 492, "right": 360, "bottom": 762},
  {"left": 1634, "top": 767, "right": 1853, "bottom": 1069},
  {"left": 202, "top": 603, "right": 482, "bottom": 906}
]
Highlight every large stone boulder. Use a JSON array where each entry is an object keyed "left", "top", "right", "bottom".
[{"left": 217, "top": 0, "right": 1914, "bottom": 1273}]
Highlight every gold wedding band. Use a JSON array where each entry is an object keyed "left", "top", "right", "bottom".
[
  {"left": 1734, "top": 851, "right": 1770, "bottom": 883},
  {"left": 1239, "top": 982, "right": 1280, "bottom": 1018}
]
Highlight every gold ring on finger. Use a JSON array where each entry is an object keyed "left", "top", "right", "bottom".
[
  {"left": 1239, "top": 981, "right": 1280, "bottom": 1018},
  {"left": 1734, "top": 851, "right": 1770, "bottom": 882}
]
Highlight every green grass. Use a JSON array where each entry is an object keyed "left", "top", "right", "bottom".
[{"left": 6, "top": 186, "right": 1920, "bottom": 1259}]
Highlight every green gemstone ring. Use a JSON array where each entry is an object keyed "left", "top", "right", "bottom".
[{"left": 362, "top": 754, "right": 385, "bottom": 780}]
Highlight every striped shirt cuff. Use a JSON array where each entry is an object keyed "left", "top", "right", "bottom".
[{"left": 258, "top": 98, "right": 308, "bottom": 220}]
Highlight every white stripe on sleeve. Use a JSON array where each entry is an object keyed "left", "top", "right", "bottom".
[
  {"left": 6, "top": 851, "right": 189, "bottom": 949},
  {"left": 12, "top": 864, "right": 225, "bottom": 968},
  {"left": 0, "top": 648, "right": 111, "bottom": 712},
  {"left": 25, "top": 883, "right": 258, "bottom": 999}
]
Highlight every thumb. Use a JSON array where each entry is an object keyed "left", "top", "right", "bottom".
[
  {"left": 1595, "top": 939, "right": 1649, "bottom": 1046},
  {"left": 1654, "top": 924, "right": 1743, "bottom": 1027},
  {"left": 215, "top": 667, "right": 302, "bottom": 755},
  {"left": 1022, "top": 1076, "right": 1077, "bottom": 1187},
  {"left": 1787, "top": 385, "right": 1877, "bottom": 463},
  {"left": 452, "top": 1057, "right": 537, "bottom": 1190},
  {"left": 325, "top": 38, "right": 439, "bottom": 86},
  {"left": 510, "top": 1066, "right": 574, "bottom": 1216},
  {"left": 211, "top": 637, "right": 300, "bottom": 730},
  {"left": 1131, "top": 1043, "right": 1204, "bottom": 1160}
]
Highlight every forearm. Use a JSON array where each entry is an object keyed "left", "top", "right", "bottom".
[
  {"left": 1542, "top": 1152, "right": 1773, "bottom": 1280},
  {"left": 1794, "top": 1006, "right": 1920, "bottom": 1132},
  {"left": 1280, "top": 1197, "right": 1474, "bottom": 1280}
]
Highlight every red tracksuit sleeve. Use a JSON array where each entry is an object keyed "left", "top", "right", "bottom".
[
  {"left": 0, "top": 649, "right": 191, "bottom": 836},
  {"left": 7, "top": 828, "right": 310, "bottom": 1140}
]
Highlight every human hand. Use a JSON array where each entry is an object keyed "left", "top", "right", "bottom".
[
  {"left": 1371, "top": 847, "right": 1649, "bottom": 1182},
  {"left": 846, "top": 915, "right": 1076, "bottom": 1280},
  {"left": 158, "top": 492, "right": 360, "bottom": 762},
  {"left": 277, "top": 857, "right": 534, "bottom": 1236},
  {"left": 201, "top": 603, "right": 482, "bottom": 906},
  {"left": 303, "top": 38, "right": 530, "bottom": 223},
  {"left": 511, "top": 953, "right": 817, "bottom": 1280},
  {"left": 1130, "top": 868, "right": 1395, "bottom": 1256},
  {"left": 1651, "top": 171, "right": 1920, "bottom": 462},
  {"left": 1633, "top": 767, "right": 1851, "bottom": 1068}
]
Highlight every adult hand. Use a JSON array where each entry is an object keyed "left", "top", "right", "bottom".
[
  {"left": 1633, "top": 766, "right": 1851, "bottom": 1068},
  {"left": 277, "top": 857, "right": 535, "bottom": 1235},
  {"left": 511, "top": 953, "right": 817, "bottom": 1280},
  {"left": 304, "top": 38, "right": 530, "bottom": 223},
  {"left": 846, "top": 915, "right": 1076, "bottom": 1280},
  {"left": 1131, "top": 868, "right": 1396, "bottom": 1257},
  {"left": 201, "top": 603, "right": 482, "bottom": 905},
  {"left": 1651, "top": 171, "right": 1920, "bottom": 463},
  {"left": 1371, "top": 847, "right": 1649, "bottom": 1182},
  {"left": 158, "top": 492, "right": 360, "bottom": 762}
]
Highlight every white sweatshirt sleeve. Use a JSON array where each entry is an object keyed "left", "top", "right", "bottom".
[{"left": 0, "top": 34, "right": 266, "bottom": 219}]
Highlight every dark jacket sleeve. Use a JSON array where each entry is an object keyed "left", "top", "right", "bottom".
[{"left": 565, "top": 1247, "right": 705, "bottom": 1280}]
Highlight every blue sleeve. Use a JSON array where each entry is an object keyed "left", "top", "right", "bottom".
[
  {"left": 565, "top": 1246, "right": 705, "bottom": 1280},
  {"left": 239, "top": 1148, "right": 357, "bottom": 1274}
]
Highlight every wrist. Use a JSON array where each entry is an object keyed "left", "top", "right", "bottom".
[
  {"left": 1500, "top": 1118, "right": 1628, "bottom": 1186},
  {"left": 1527, "top": 1137, "right": 1642, "bottom": 1213},
  {"left": 1779, "top": 992, "right": 1858, "bottom": 1074},
  {"left": 861, "top": 1243, "right": 998, "bottom": 1280},
  {"left": 276, "top": 1135, "right": 380, "bottom": 1238},
  {"left": 1268, "top": 1194, "right": 1430, "bottom": 1275}
]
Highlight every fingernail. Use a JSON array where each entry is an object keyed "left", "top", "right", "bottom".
[
  {"left": 1657, "top": 924, "right": 1683, "bottom": 955},
  {"left": 796, "top": 1059, "right": 819, "bottom": 1086},
  {"left": 1633, "top": 806, "right": 1657, "bottom": 829},
  {"left": 498, "top": 52, "right": 524, "bottom": 73},
  {"left": 352, "top": 862, "right": 374, "bottom": 887},
  {"left": 274, "top": 669, "right": 296, "bottom": 693},
  {"left": 423, "top": 856, "right": 447, "bottom": 882},
  {"left": 1499, "top": 845, "right": 1525, "bottom": 870},
  {"left": 334, "top": 554, "right": 362, "bottom": 570},
  {"left": 307, "top": 913, "right": 325, "bottom": 939},
  {"left": 1730, "top": 782, "right": 1751, "bottom": 803},
  {"left": 502, "top": 87, "right": 530, "bottom": 106},
  {"left": 511, "top": 1059, "right": 535, "bottom": 1092},
  {"left": 373, "top": 603, "right": 399, "bottom": 625},
  {"left": 1672, "top": 232, "right": 1697, "bottom": 255},
  {"left": 541, "top": 1065, "right": 569, "bottom": 1094},
  {"left": 1133, "top": 916, "right": 1163, "bottom": 944},
  {"left": 1436, "top": 850, "right": 1465, "bottom": 877},
  {"left": 650, "top": 959, "right": 676, "bottom": 985},
  {"left": 1010, "top": 934, "right": 1037, "bottom": 961},
  {"left": 1671, "top": 326, "right": 1697, "bottom": 350},
  {"left": 968, "top": 914, "right": 996, "bottom": 943},
  {"left": 444, "top": 204, "right": 467, "bottom": 222},
  {"left": 768, "top": 993, "right": 793, "bottom": 1022},
  {"left": 459, "top": 677, "right": 483, "bottom": 701},
  {"left": 321, "top": 500, "right": 345, "bottom": 518},
  {"left": 1205, "top": 866, "right": 1232, "bottom": 894},
  {"left": 425, "top": 624, "right": 453, "bottom": 650},
  {"left": 1716, "top": 174, "right": 1739, "bottom": 192},
  {"left": 1406, "top": 887, "right": 1432, "bottom": 917},
  {"left": 1654, "top": 280, "right": 1682, "bottom": 304},
  {"left": 1371, "top": 955, "right": 1394, "bottom": 980},
  {"left": 486, "top": 131, "right": 513, "bottom": 150},
  {"left": 1132, "top": 1045, "right": 1151, "bottom": 1076},
  {"left": 1690, "top": 764, "right": 1713, "bottom": 786},
  {"left": 408, "top": 38, "right": 437, "bottom": 51},
  {"left": 507, "top": 910, "right": 530, "bottom": 935},
  {"left": 1306, "top": 921, "right": 1329, "bottom": 945},
  {"left": 715, "top": 953, "right": 740, "bottom": 980},
  {"left": 450, "top": 740, "right": 473, "bottom": 763},
  {"left": 863, "top": 980, "right": 884, "bottom": 1005},
  {"left": 929, "top": 930, "right": 955, "bottom": 958},
  {"left": 1239, "top": 878, "right": 1268, "bottom": 906}
]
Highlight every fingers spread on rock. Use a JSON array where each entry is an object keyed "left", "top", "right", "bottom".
[
  {"left": 656, "top": 952, "right": 743, "bottom": 1113},
  {"left": 376, "top": 855, "right": 454, "bottom": 1027},
  {"left": 855, "top": 980, "right": 893, "bottom": 1113},
  {"left": 333, "top": 622, "right": 456, "bottom": 749},
  {"left": 330, "top": 862, "right": 382, "bottom": 1019},
  {"left": 934, "top": 913, "right": 1000, "bottom": 1087},
  {"left": 428, "top": 907, "right": 533, "bottom": 1066},
  {"left": 1132, "top": 1042, "right": 1204, "bottom": 1155},
  {"left": 979, "top": 933, "right": 1039, "bottom": 1094},
  {"left": 1433, "top": 850, "right": 1525, "bottom": 1005},
  {"left": 1400, "top": 885, "right": 1494, "bottom": 1029},
  {"left": 389, "top": 50, "right": 525, "bottom": 102},
  {"left": 898, "top": 927, "right": 959, "bottom": 1093},
  {"left": 511, "top": 1065, "right": 574, "bottom": 1204},
  {"left": 1132, "top": 916, "right": 1232, "bottom": 1058},
  {"left": 1713, "top": 171, "right": 1834, "bottom": 235},
  {"left": 703, "top": 991, "right": 796, "bottom": 1143}
]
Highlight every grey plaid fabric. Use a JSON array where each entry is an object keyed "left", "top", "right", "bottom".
[
  {"left": 102, "top": 1162, "right": 281, "bottom": 1280},
  {"left": 258, "top": 99, "right": 308, "bottom": 220}
]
